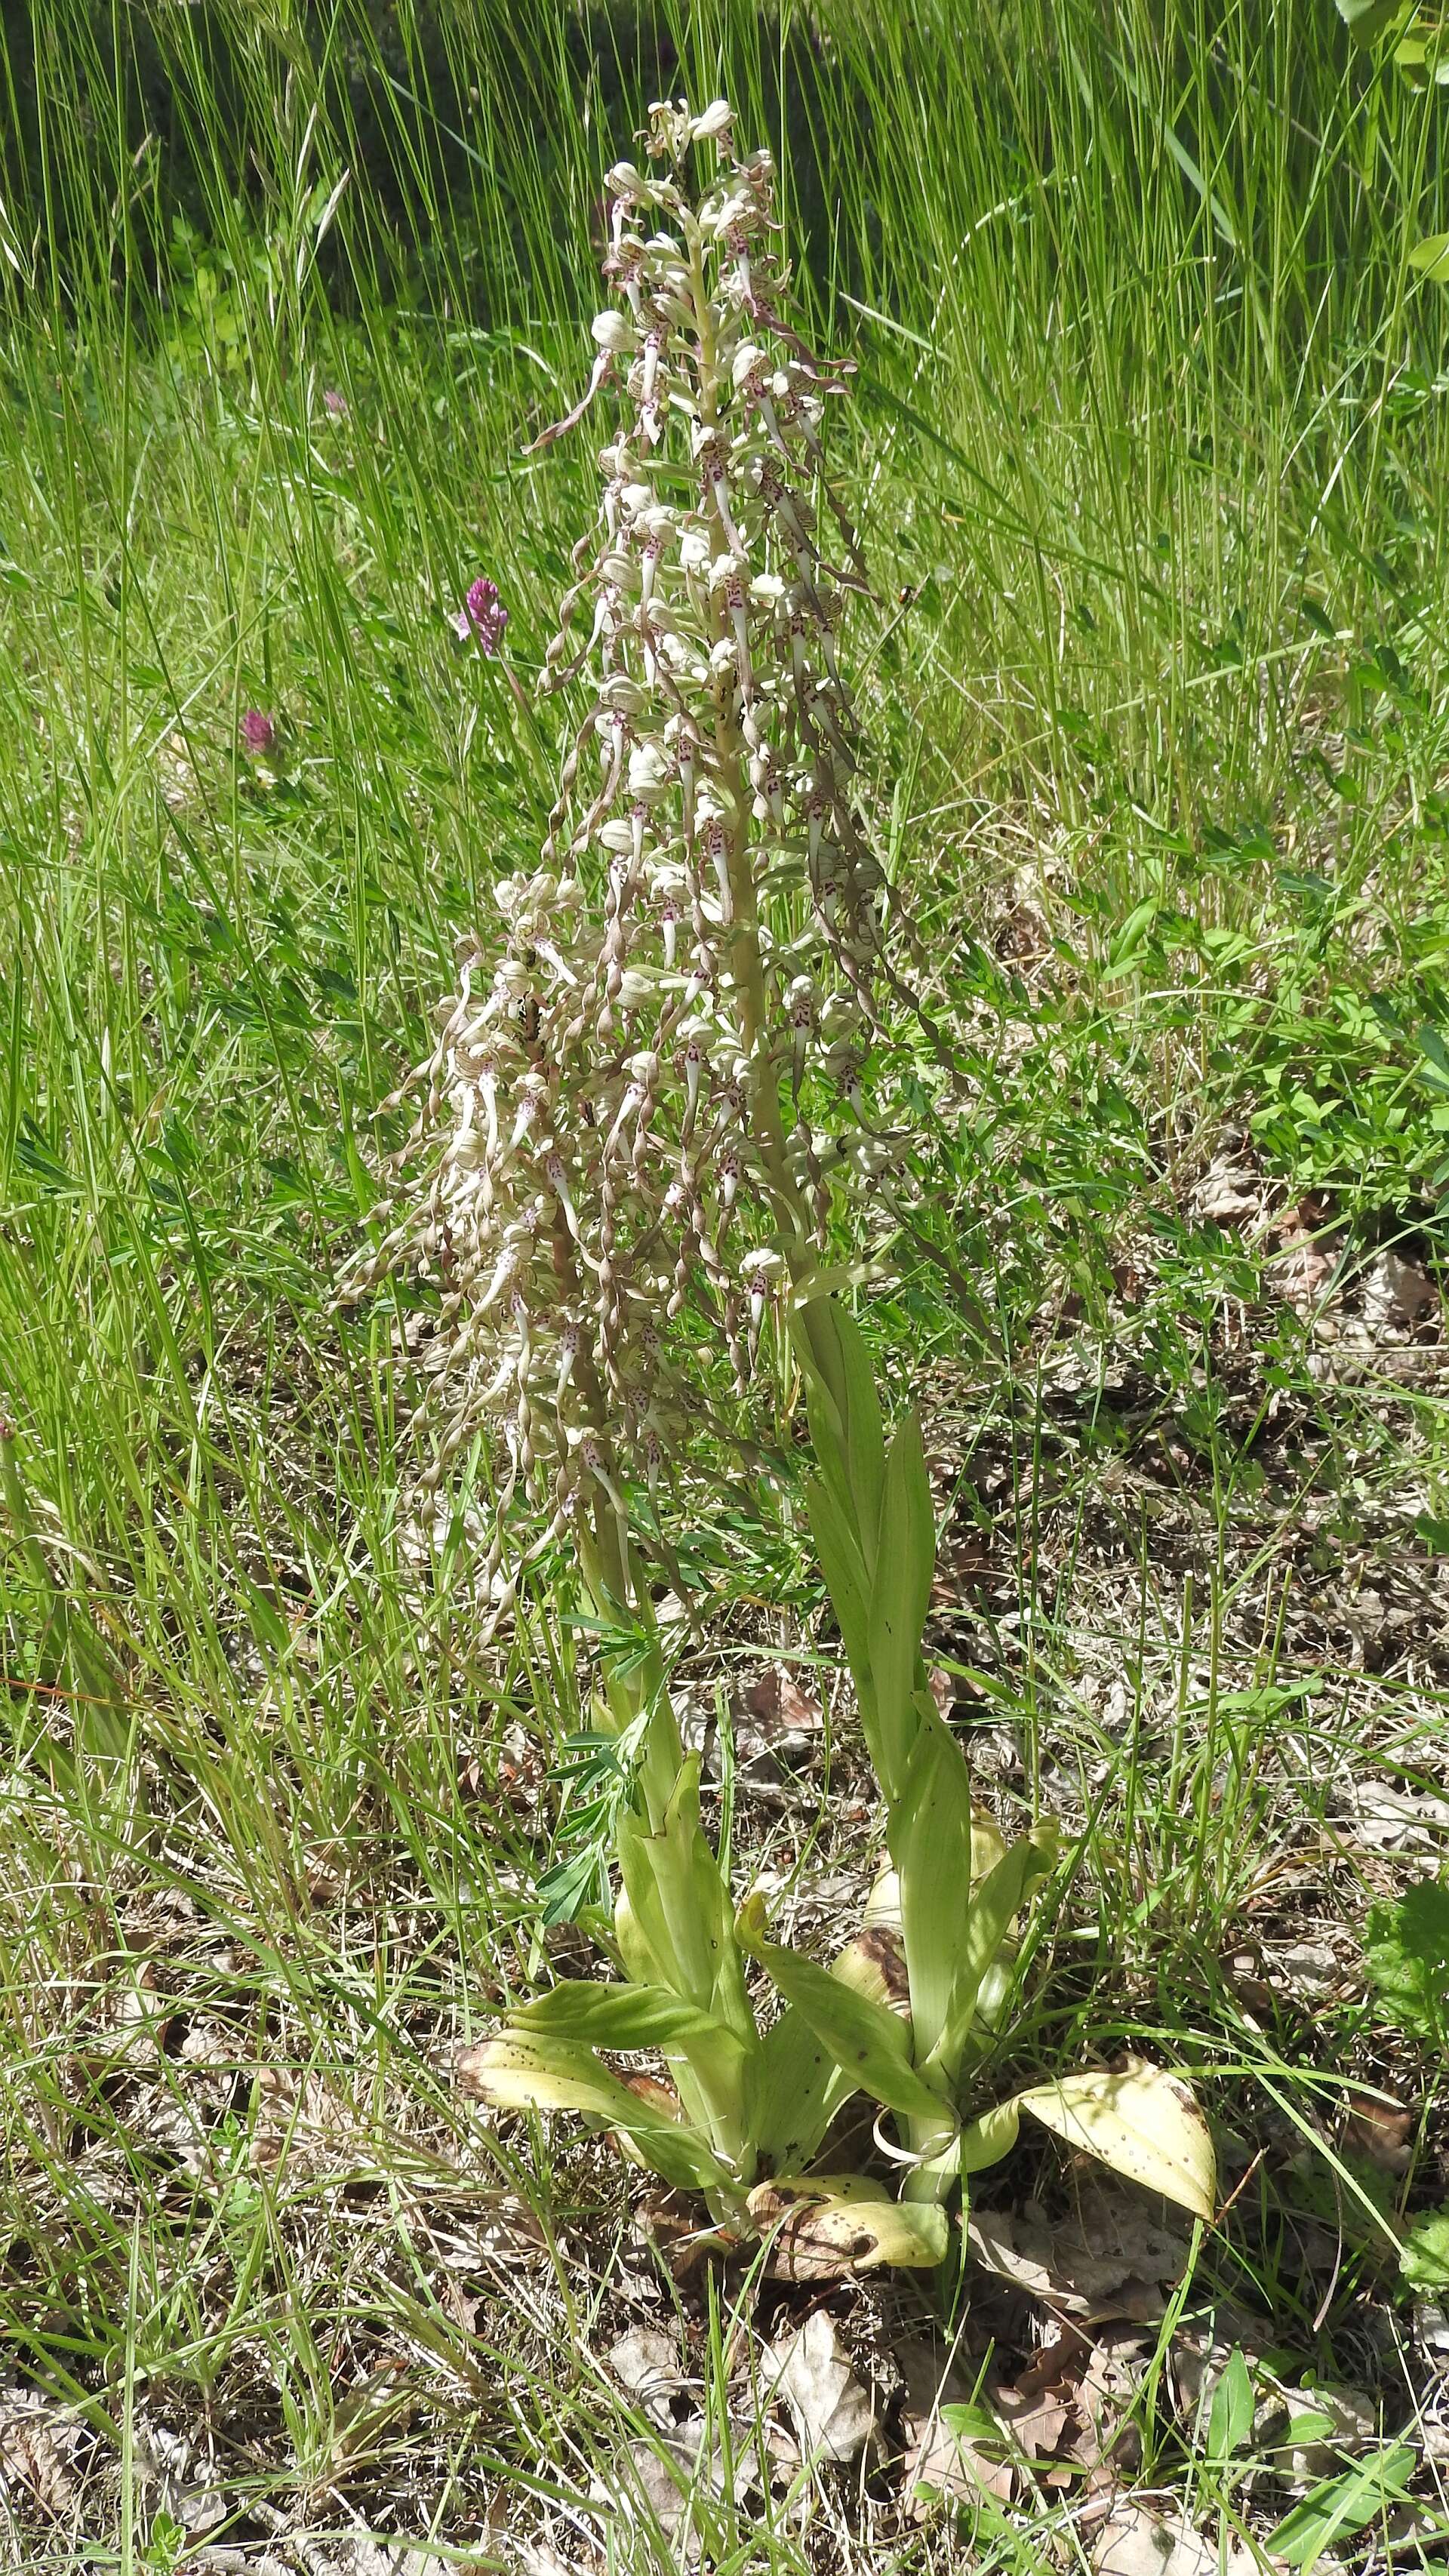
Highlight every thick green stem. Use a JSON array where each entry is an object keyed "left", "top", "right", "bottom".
[{"left": 548, "top": 1207, "right": 683, "bottom": 1826}]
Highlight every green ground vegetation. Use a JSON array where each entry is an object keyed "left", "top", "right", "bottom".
[{"left": 1, "top": 1, "right": 1448, "bottom": 2566}]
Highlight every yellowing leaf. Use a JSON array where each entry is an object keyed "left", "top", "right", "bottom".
[
  {"left": 747, "top": 2172, "right": 949, "bottom": 2274},
  {"left": 457, "top": 2031, "right": 724, "bottom": 2194},
  {"left": 1013, "top": 2057, "right": 1217, "bottom": 2221},
  {"left": 953, "top": 2097, "right": 1023, "bottom": 2175}
]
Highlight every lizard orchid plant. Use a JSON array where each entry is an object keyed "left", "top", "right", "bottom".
[{"left": 344, "top": 97, "right": 1216, "bottom": 2272}]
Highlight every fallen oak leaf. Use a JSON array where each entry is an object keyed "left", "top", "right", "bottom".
[
  {"left": 763, "top": 2309, "right": 877, "bottom": 2464},
  {"left": 965, "top": 2184, "right": 1192, "bottom": 2322},
  {"left": 1094, "top": 2503, "right": 1256, "bottom": 2576}
]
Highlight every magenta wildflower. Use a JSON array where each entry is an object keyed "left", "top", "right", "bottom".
[
  {"left": 323, "top": 388, "right": 348, "bottom": 417},
  {"left": 455, "top": 574, "right": 509, "bottom": 654},
  {"left": 239, "top": 709, "right": 278, "bottom": 756}
]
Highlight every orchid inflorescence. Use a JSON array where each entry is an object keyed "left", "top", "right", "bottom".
[{"left": 342, "top": 97, "right": 912, "bottom": 1589}]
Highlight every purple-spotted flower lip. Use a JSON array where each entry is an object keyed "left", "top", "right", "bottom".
[
  {"left": 454, "top": 574, "right": 509, "bottom": 653},
  {"left": 238, "top": 709, "right": 278, "bottom": 756}
]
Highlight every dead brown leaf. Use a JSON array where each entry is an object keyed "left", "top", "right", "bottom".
[
  {"left": 1094, "top": 2503, "right": 1253, "bottom": 2576},
  {"left": 1362, "top": 1249, "right": 1439, "bottom": 1342},
  {"left": 903, "top": 2410, "right": 1015, "bottom": 2511},
  {"left": 966, "top": 2184, "right": 1191, "bottom": 2321},
  {"left": 1192, "top": 1156, "right": 1266, "bottom": 1232},
  {"left": 608, "top": 2326, "right": 690, "bottom": 2429},
  {"left": 764, "top": 2310, "right": 876, "bottom": 2464},
  {"left": 0, "top": 2384, "right": 82, "bottom": 2519},
  {"left": 1072, "top": 2325, "right": 1152, "bottom": 2477},
  {"left": 1343, "top": 1778, "right": 1449, "bottom": 1855},
  {"left": 1343, "top": 2087, "right": 1414, "bottom": 2176},
  {"left": 631, "top": 2187, "right": 742, "bottom": 2296},
  {"left": 897, "top": 2334, "right": 1015, "bottom": 2515},
  {"left": 735, "top": 1665, "right": 823, "bottom": 1768},
  {"left": 248, "top": 2065, "right": 355, "bottom": 2178},
  {"left": 1274, "top": 1205, "right": 1338, "bottom": 1316}
]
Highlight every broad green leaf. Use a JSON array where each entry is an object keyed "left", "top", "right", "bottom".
[
  {"left": 1107, "top": 894, "right": 1161, "bottom": 971},
  {"left": 804, "top": 1470, "right": 873, "bottom": 1694},
  {"left": 1334, "top": 0, "right": 1404, "bottom": 42},
  {"left": 747, "top": 2172, "right": 949, "bottom": 2273},
  {"left": 968, "top": 1811, "right": 1010, "bottom": 1885},
  {"left": 737, "top": 1899, "right": 951, "bottom": 2131},
  {"left": 863, "top": 1864, "right": 901, "bottom": 1929},
  {"left": 614, "top": 1884, "right": 657, "bottom": 1989},
  {"left": 1266, "top": 2445, "right": 1418, "bottom": 2568},
  {"left": 617, "top": 1759, "right": 754, "bottom": 2044},
  {"left": 1207, "top": 2348, "right": 1255, "bottom": 2458},
  {"left": 1393, "top": 32, "right": 1431, "bottom": 84},
  {"left": 753, "top": 1924, "right": 911, "bottom": 2168},
  {"left": 1365, "top": 1876, "right": 1449, "bottom": 2048},
  {"left": 515, "top": 1979, "right": 747, "bottom": 2058},
  {"left": 891, "top": 1701, "right": 975, "bottom": 2060},
  {"left": 752, "top": 2002, "right": 859, "bottom": 2171},
  {"left": 1013, "top": 2057, "right": 1217, "bottom": 2221},
  {"left": 1417, "top": 1021, "right": 1449, "bottom": 1094},
  {"left": 1409, "top": 231, "right": 1449, "bottom": 282},
  {"left": 866, "top": 1410, "right": 936, "bottom": 1801},
  {"left": 952, "top": 2097, "right": 1022, "bottom": 2176},
  {"left": 939, "top": 2402, "right": 1013, "bottom": 2452},
  {"left": 866, "top": 1810, "right": 1023, "bottom": 1938},
  {"left": 456, "top": 2031, "right": 724, "bottom": 2193},
  {"left": 791, "top": 1297, "right": 885, "bottom": 1557},
  {"left": 925, "top": 1835, "right": 1052, "bottom": 2085}
]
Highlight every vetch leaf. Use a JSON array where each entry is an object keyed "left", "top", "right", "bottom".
[{"left": 1013, "top": 2057, "right": 1217, "bottom": 2221}]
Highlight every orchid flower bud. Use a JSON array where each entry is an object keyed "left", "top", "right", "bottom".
[{"left": 592, "top": 309, "right": 635, "bottom": 355}]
